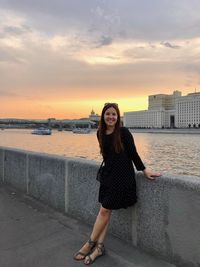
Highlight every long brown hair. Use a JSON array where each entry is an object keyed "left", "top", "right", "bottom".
[{"left": 98, "top": 103, "right": 124, "bottom": 155}]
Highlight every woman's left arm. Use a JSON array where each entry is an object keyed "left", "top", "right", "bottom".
[{"left": 122, "top": 128, "right": 161, "bottom": 180}]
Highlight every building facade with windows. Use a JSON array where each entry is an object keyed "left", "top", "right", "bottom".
[
  {"left": 175, "top": 92, "right": 200, "bottom": 128},
  {"left": 124, "top": 91, "right": 200, "bottom": 128},
  {"left": 124, "top": 109, "right": 165, "bottom": 128},
  {"left": 148, "top": 90, "right": 181, "bottom": 110}
]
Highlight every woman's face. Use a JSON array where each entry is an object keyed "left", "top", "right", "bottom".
[{"left": 104, "top": 107, "right": 118, "bottom": 128}]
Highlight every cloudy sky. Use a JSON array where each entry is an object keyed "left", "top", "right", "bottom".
[{"left": 0, "top": 0, "right": 200, "bottom": 119}]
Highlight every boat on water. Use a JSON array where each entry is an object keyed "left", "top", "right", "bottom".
[
  {"left": 32, "top": 128, "right": 52, "bottom": 135},
  {"left": 72, "top": 128, "right": 91, "bottom": 134}
]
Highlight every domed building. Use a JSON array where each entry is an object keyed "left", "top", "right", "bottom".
[{"left": 89, "top": 109, "right": 100, "bottom": 122}]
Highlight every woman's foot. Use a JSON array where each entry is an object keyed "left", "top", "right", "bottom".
[
  {"left": 84, "top": 242, "right": 105, "bottom": 265},
  {"left": 73, "top": 238, "right": 96, "bottom": 261}
]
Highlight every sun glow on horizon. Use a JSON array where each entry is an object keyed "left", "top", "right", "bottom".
[{"left": 0, "top": 96, "right": 149, "bottom": 120}]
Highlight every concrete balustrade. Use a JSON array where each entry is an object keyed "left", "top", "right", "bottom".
[{"left": 0, "top": 146, "right": 199, "bottom": 267}]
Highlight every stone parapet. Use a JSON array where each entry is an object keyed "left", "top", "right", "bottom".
[{"left": 0, "top": 146, "right": 199, "bottom": 267}]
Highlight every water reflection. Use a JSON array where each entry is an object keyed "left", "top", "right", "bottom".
[
  {"left": 133, "top": 133, "right": 200, "bottom": 176},
  {"left": 0, "top": 129, "right": 199, "bottom": 177}
]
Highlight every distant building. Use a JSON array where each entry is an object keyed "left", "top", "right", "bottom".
[
  {"left": 89, "top": 109, "right": 100, "bottom": 122},
  {"left": 124, "top": 90, "right": 200, "bottom": 128},
  {"left": 148, "top": 90, "right": 182, "bottom": 110},
  {"left": 124, "top": 109, "right": 165, "bottom": 128},
  {"left": 175, "top": 92, "right": 200, "bottom": 128}
]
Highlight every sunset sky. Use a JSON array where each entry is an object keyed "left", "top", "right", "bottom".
[{"left": 0, "top": 0, "right": 200, "bottom": 119}]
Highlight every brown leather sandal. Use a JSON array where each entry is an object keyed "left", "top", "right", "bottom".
[
  {"left": 73, "top": 238, "right": 96, "bottom": 261},
  {"left": 84, "top": 242, "right": 105, "bottom": 265}
]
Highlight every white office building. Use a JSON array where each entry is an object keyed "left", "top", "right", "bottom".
[
  {"left": 124, "top": 91, "right": 180, "bottom": 128},
  {"left": 124, "top": 91, "right": 200, "bottom": 128},
  {"left": 124, "top": 109, "right": 164, "bottom": 128},
  {"left": 148, "top": 90, "right": 181, "bottom": 110},
  {"left": 175, "top": 92, "right": 200, "bottom": 128}
]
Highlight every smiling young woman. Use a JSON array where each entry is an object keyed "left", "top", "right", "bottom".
[{"left": 73, "top": 103, "right": 161, "bottom": 265}]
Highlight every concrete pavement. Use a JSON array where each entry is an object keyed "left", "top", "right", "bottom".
[{"left": 0, "top": 184, "right": 176, "bottom": 267}]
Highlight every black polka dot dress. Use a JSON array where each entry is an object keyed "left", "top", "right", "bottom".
[{"left": 97, "top": 127, "right": 145, "bottom": 210}]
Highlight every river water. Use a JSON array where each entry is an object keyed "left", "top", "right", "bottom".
[{"left": 0, "top": 129, "right": 199, "bottom": 177}]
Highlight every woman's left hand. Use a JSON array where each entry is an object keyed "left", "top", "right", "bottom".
[{"left": 143, "top": 168, "right": 162, "bottom": 180}]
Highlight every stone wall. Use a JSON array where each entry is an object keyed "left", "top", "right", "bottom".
[{"left": 0, "top": 146, "right": 199, "bottom": 267}]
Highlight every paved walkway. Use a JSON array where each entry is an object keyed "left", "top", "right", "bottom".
[{"left": 0, "top": 184, "right": 176, "bottom": 267}]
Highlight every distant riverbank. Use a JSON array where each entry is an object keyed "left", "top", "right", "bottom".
[{"left": 129, "top": 128, "right": 200, "bottom": 134}]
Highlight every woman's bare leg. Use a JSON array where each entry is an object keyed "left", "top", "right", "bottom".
[
  {"left": 84, "top": 208, "right": 111, "bottom": 264},
  {"left": 97, "top": 218, "right": 110, "bottom": 243},
  {"left": 90, "top": 206, "right": 112, "bottom": 241},
  {"left": 74, "top": 206, "right": 112, "bottom": 260},
  {"left": 84, "top": 221, "right": 109, "bottom": 265}
]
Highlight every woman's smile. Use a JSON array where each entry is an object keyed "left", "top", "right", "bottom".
[{"left": 104, "top": 107, "right": 118, "bottom": 127}]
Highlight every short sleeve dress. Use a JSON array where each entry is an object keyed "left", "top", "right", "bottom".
[{"left": 97, "top": 127, "right": 145, "bottom": 210}]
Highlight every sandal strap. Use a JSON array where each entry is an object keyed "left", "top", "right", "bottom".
[
  {"left": 75, "top": 251, "right": 88, "bottom": 257},
  {"left": 96, "top": 242, "right": 105, "bottom": 254},
  {"left": 85, "top": 254, "right": 93, "bottom": 264},
  {"left": 87, "top": 238, "right": 96, "bottom": 248}
]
